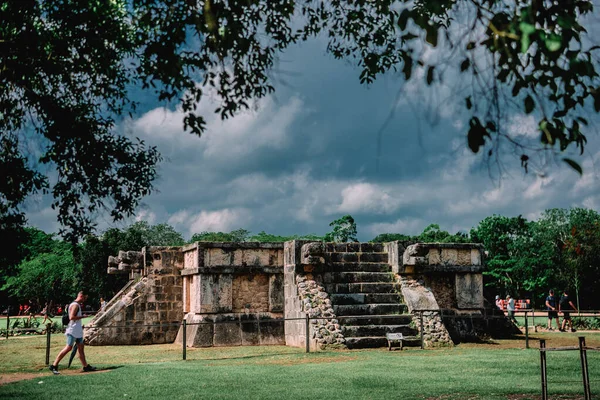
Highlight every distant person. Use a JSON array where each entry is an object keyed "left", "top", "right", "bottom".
[
  {"left": 100, "top": 297, "right": 107, "bottom": 311},
  {"left": 49, "top": 291, "right": 97, "bottom": 375},
  {"left": 545, "top": 290, "right": 561, "bottom": 330},
  {"left": 559, "top": 290, "right": 578, "bottom": 332},
  {"left": 495, "top": 295, "right": 503, "bottom": 310},
  {"left": 506, "top": 295, "right": 517, "bottom": 324}
]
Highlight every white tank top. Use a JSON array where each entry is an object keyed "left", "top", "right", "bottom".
[{"left": 65, "top": 301, "right": 84, "bottom": 338}]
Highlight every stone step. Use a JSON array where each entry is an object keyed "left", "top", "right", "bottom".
[
  {"left": 329, "top": 252, "right": 389, "bottom": 263},
  {"left": 325, "top": 243, "right": 385, "bottom": 253},
  {"left": 326, "top": 262, "right": 392, "bottom": 273},
  {"left": 333, "top": 303, "right": 408, "bottom": 316},
  {"left": 345, "top": 336, "right": 422, "bottom": 349},
  {"left": 338, "top": 315, "right": 413, "bottom": 326},
  {"left": 323, "top": 272, "right": 394, "bottom": 284},
  {"left": 341, "top": 324, "right": 416, "bottom": 337},
  {"left": 325, "top": 282, "right": 400, "bottom": 294},
  {"left": 330, "top": 293, "right": 401, "bottom": 305}
]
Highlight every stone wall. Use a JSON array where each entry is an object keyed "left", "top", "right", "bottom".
[
  {"left": 176, "top": 242, "right": 285, "bottom": 347},
  {"left": 391, "top": 242, "right": 499, "bottom": 345},
  {"left": 86, "top": 247, "right": 184, "bottom": 345}
]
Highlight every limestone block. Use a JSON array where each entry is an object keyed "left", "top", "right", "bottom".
[
  {"left": 206, "top": 248, "right": 235, "bottom": 266},
  {"left": 242, "top": 249, "right": 274, "bottom": 266},
  {"left": 428, "top": 249, "right": 441, "bottom": 265},
  {"left": 259, "top": 318, "right": 285, "bottom": 345},
  {"left": 184, "top": 249, "right": 198, "bottom": 269},
  {"left": 441, "top": 248, "right": 458, "bottom": 265},
  {"left": 471, "top": 249, "right": 481, "bottom": 265},
  {"left": 214, "top": 316, "right": 242, "bottom": 346},
  {"left": 269, "top": 274, "right": 284, "bottom": 312},
  {"left": 403, "top": 244, "right": 427, "bottom": 266},
  {"left": 232, "top": 274, "right": 269, "bottom": 312},
  {"left": 455, "top": 273, "right": 483, "bottom": 309},
  {"left": 457, "top": 249, "right": 471, "bottom": 266},
  {"left": 199, "top": 274, "right": 233, "bottom": 313},
  {"left": 240, "top": 314, "right": 260, "bottom": 345}
]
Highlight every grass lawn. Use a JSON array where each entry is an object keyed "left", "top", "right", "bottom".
[{"left": 0, "top": 332, "right": 599, "bottom": 399}]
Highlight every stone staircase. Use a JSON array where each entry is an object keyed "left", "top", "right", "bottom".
[{"left": 322, "top": 251, "right": 420, "bottom": 349}]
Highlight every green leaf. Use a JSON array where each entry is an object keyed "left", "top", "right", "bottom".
[
  {"left": 426, "top": 66, "right": 434, "bottom": 85},
  {"left": 524, "top": 95, "right": 535, "bottom": 114},
  {"left": 563, "top": 158, "right": 583, "bottom": 175},
  {"left": 521, "top": 33, "right": 531, "bottom": 53},
  {"left": 397, "top": 9, "right": 411, "bottom": 31},
  {"left": 467, "top": 117, "right": 488, "bottom": 153},
  {"left": 425, "top": 26, "right": 438, "bottom": 47},
  {"left": 466, "top": 96, "right": 472, "bottom": 110},
  {"left": 519, "top": 22, "right": 535, "bottom": 35},
  {"left": 460, "top": 58, "right": 470, "bottom": 72},
  {"left": 545, "top": 34, "right": 562, "bottom": 52}
]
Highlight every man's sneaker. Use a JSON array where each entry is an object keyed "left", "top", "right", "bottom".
[
  {"left": 49, "top": 365, "right": 60, "bottom": 375},
  {"left": 571, "top": 328, "right": 577, "bottom": 332},
  {"left": 83, "top": 364, "right": 97, "bottom": 372}
]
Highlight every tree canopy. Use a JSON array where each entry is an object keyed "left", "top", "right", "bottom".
[{"left": 2, "top": 0, "right": 599, "bottom": 241}]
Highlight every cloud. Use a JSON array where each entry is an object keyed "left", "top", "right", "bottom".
[
  {"left": 365, "top": 218, "right": 426, "bottom": 236},
  {"left": 506, "top": 114, "right": 538, "bottom": 139},
  {"left": 172, "top": 209, "right": 252, "bottom": 237},
  {"left": 336, "top": 183, "right": 402, "bottom": 214}
]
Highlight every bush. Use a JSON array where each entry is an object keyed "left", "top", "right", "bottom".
[{"left": 572, "top": 317, "right": 600, "bottom": 330}]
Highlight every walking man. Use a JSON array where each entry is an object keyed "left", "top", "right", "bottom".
[
  {"left": 506, "top": 295, "right": 517, "bottom": 324},
  {"left": 49, "top": 291, "right": 97, "bottom": 374},
  {"left": 559, "top": 290, "right": 578, "bottom": 332},
  {"left": 545, "top": 290, "right": 561, "bottom": 331}
]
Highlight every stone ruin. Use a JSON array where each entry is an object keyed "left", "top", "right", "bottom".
[{"left": 84, "top": 241, "right": 517, "bottom": 349}]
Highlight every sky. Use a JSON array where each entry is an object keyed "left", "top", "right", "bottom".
[{"left": 25, "top": 34, "right": 600, "bottom": 242}]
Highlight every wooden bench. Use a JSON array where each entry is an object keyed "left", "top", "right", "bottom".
[{"left": 386, "top": 333, "right": 404, "bottom": 351}]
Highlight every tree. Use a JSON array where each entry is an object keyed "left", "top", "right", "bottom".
[
  {"left": 126, "top": 221, "right": 186, "bottom": 247},
  {"left": 370, "top": 233, "right": 414, "bottom": 243},
  {"left": 2, "top": 237, "right": 80, "bottom": 305},
  {"left": 325, "top": 215, "right": 358, "bottom": 243},
  {"left": 190, "top": 228, "right": 250, "bottom": 243},
  {"left": 536, "top": 208, "right": 600, "bottom": 309},
  {"left": 470, "top": 215, "right": 552, "bottom": 300},
  {"left": 416, "top": 224, "right": 470, "bottom": 243},
  {"left": 3, "top": 1, "right": 599, "bottom": 242}
]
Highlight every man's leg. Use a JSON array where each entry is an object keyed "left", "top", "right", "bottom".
[
  {"left": 50, "top": 343, "right": 73, "bottom": 374},
  {"left": 76, "top": 340, "right": 88, "bottom": 367},
  {"left": 547, "top": 317, "right": 552, "bottom": 329},
  {"left": 76, "top": 340, "right": 97, "bottom": 371},
  {"left": 53, "top": 344, "right": 73, "bottom": 366}
]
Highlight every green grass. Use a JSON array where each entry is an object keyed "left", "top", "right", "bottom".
[{"left": 1, "top": 333, "right": 599, "bottom": 399}]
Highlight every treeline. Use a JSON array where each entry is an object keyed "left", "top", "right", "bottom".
[{"left": 1, "top": 208, "right": 599, "bottom": 311}]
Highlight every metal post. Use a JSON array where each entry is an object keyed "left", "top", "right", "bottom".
[
  {"left": 45, "top": 324, "right": 51, "bottom": 365},
  {"left": 5, "top": 311, "right": 9, "bottom": 339},
  {"left": 182, "top": 320, "right": 187, "bottom": 360},
  {"left": 305, "top": 314, "right": 310, "bottom": 353},
  {"left": 579, "top": 336, "right": 591, "bottom": 400},
  {"left": 420, "top": 311, "right": 424, "bottom": 350},
  {"left": 525, "top": 311, "right": 529, "bottom": 349},
  {"left": 540, "top": 339, "right": 548, "bottom": 400}
]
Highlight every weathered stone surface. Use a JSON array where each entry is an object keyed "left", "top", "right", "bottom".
[
  {"left": 455, "top": 273, "right": 483, "bottom": 309},
  {"left": 269, "top": 274, "right": 284, "bottom": 312},
  {"left": 199, "top": 274, "right": 233, "bottom": 313},
  {"left": 232, "top": 274, "right": 269, "bottom": 312},
  {"left": 214, "top": 316, "right": 242, "bottom": 346}
]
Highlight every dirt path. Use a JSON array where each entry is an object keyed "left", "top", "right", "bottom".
[{"left": 0, "top": 369, "right": 111, "bottom": 386}]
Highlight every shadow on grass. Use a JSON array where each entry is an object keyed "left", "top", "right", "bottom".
[{"left": 189, "top": 352, "right": 306, "bottom": 362}]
